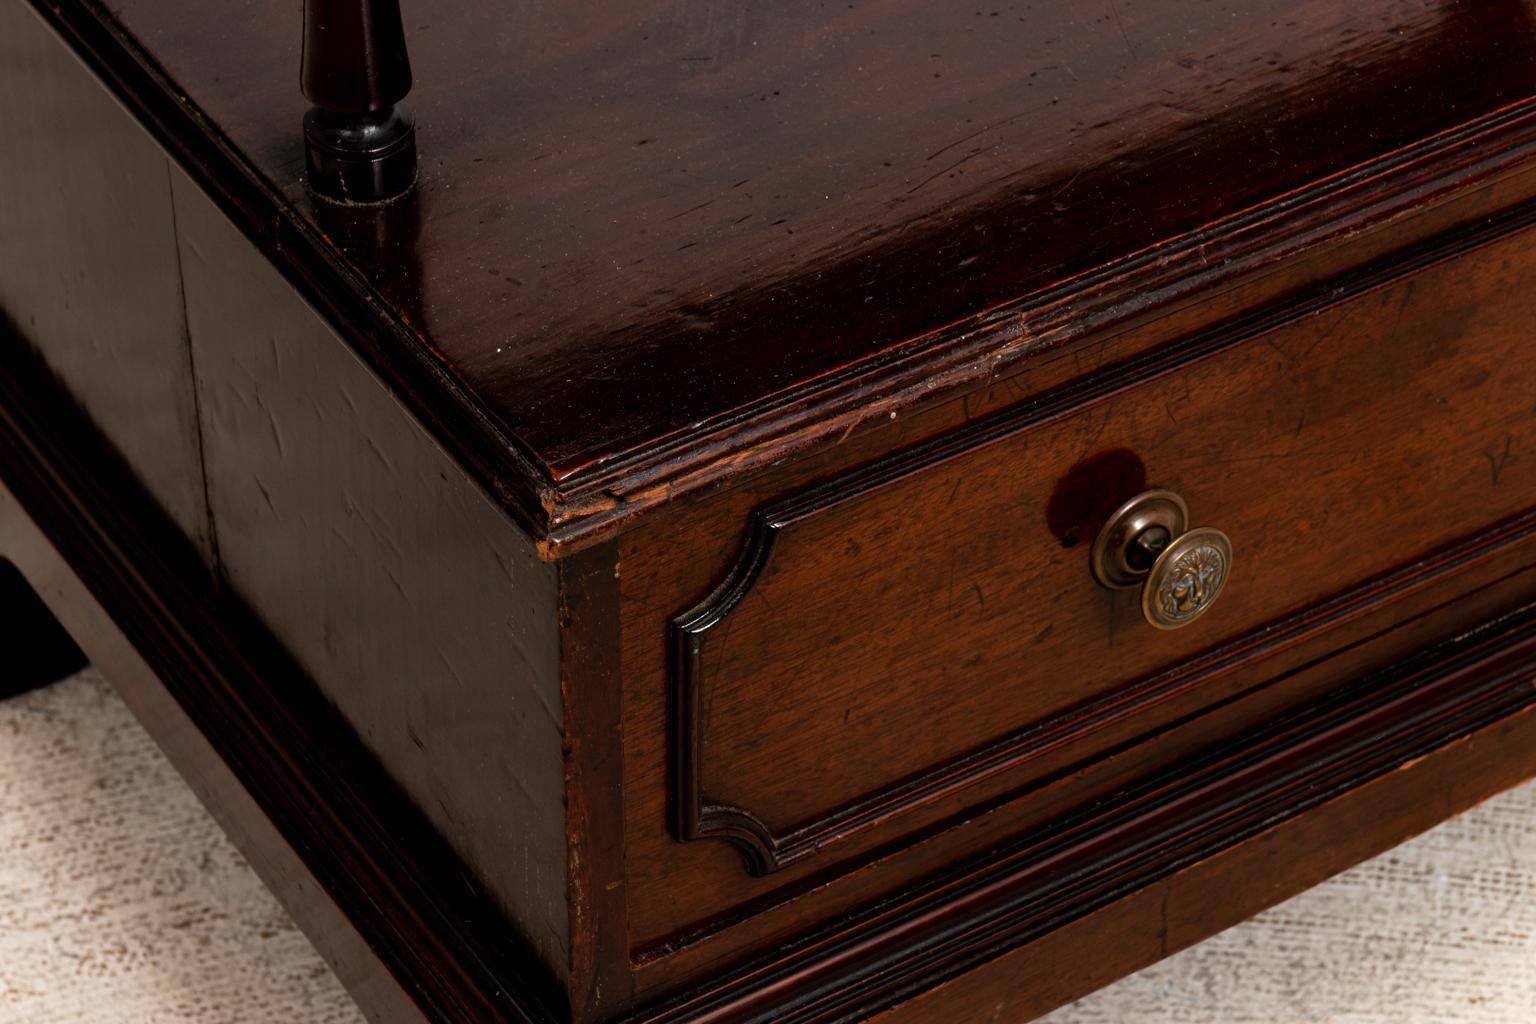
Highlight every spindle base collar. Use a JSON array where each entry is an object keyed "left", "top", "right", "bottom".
[{"left": 303, "top": 103, "right": 417, "bottom": 204}]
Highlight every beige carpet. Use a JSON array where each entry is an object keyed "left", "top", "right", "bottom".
[
  {"left": 0, "top": 670, "right": 363, "bottom": 1024},
  {"left": 2, "top": 670, "right": 1533, "bottom": 1023}
]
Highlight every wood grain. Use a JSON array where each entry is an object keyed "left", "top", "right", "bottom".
[
  {"left": 872, "top": 685, "right": 1536, "bottom": 1024},
  {"left": 668, "top": 215, "right": 1536, "bottom": 876},
  {"left": 0, "top": 323, "right": 561, "bottom": 1024},
  {"left": 630, "top": 607, "right": 1536, "bottom": 1024},
  {"left": 630, "top": 526, "right": 1536, "bottom": 995},
  {"left": 169, "top": 166, "right": 571, "bottom": 979},
  {"left": 12, "top": 2, "right": 1536, "bottom": 1022},
  {"left": 558, "top": 540, "right": 636, "bottom": 1018},
  {"left": 2, "top": 8, "right": 574, "bottom": 999},
  {"left": 104, "top": 0, "right": 1536, "bottom": 475},
  {"left": 0, "top": 0, "right": 212, "bottom": 560},
  {"left": 24, "top": 0, "right": 1536, "bottom": 549}
]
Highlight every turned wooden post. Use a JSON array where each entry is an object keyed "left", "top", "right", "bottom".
[{"left": 301, "top": 0, "right": 417, "bottom": 203}]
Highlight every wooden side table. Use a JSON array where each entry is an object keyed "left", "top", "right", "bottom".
[{"left": 5, "top": 2, "right": 1536, "bottom": 1022}]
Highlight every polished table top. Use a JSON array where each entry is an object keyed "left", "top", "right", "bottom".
[{"left": 66, "top": 0, "right": 1536, "bottom": 536}]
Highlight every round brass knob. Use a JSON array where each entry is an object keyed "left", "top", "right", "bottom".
[
  {"left": 1090, "top": 490, "right": 1233, "bottom": 630},
  {"left": 1141, "top": 526, "right": 1232, "bottom": 629}
]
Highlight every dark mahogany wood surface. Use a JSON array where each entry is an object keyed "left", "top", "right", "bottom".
[
  {"left": 871, "top": 656, "right": 1536, "bottom": 1024},
  {"left": 0, "top": 4, "right": 212, "bottom": 561},
  {"left": 628, "top": 524, "right": 1536, "bottom": 998},
  {"left": 610, "top": 203, "right": 1536, "bottom": 988},
  {"left": 168, "top": 164, "right": 572, "bottom": 978},
  {"left": 43, "top": 0, "right": 1536, "bottom": 547},
  {"left": 669, "top": 218, "right": 1536, "bottom": 876},
  {"left": 625, "top": 602, "right": 1536, "bottom": 1022},
  {"left": 0, "top": 327, "right": 562, "bottom": 1024},
  {"left": 4, "top": 0, "right": 573, "bottom": 978}
]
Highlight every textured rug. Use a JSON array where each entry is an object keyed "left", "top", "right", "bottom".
[{"left": 1, "top": 669, "right": 1533, "bottom": 1024}]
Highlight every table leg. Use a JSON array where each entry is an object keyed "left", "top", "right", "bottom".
[{"left": 1, "top": 556, "right": 87, "bottom": 697}]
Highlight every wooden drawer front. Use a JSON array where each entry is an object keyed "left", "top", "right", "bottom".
[{"left": 673, "top": 224, "right": 1536, "bottom": 875}]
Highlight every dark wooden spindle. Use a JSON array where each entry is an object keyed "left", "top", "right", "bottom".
[{"left": 301, "top": 0, "right": 417, "bottom": 203}]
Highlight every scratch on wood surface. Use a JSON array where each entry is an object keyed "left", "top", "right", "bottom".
[
  {"left": 926, "top": 107, "right": 1035, "bottom": 162},
  {"left": 907, "top": 145, "right": 999, "bottom": 195},
  {"left": 1107, "top": 1, "right": 1138, "bottom": 62},
  {"left": 1486, "top": 434, "right": 1513, "bottom": 486}
]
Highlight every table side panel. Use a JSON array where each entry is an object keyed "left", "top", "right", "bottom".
[
  {"left": 168, "top": 168, "right": 570, "bottom": 980},
  {"left": 0, "top": 0, "right": 211, "bottom": 561},
  {"left": 3, "top": 0, "right": 574, "bottom": 990}
]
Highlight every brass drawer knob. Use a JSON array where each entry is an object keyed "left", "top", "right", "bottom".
[{"left": 1090, "top": 489, "right": 1232, "bottom": 630}]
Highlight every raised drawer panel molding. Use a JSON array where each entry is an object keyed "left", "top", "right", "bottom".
[{"left": 673, "top": 223, "right": 1536, "bottom": 874}]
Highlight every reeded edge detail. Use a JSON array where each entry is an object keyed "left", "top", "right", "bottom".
[
  {"left": 10, "top": 294, "right": 1536, "bottom": 1024},
  {"left": 547, "top": 105, "right": 1536, "bottom": 554}
]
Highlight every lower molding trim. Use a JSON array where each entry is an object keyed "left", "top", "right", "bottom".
[{"left": 634, "top": 609, "right": 1536, "bottom": 1024}]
